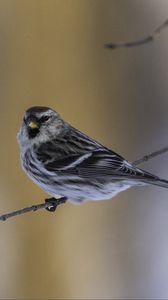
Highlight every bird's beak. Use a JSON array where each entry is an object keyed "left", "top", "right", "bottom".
[{"left": 28, "top": 120, "right": 39, "bottom": 129}]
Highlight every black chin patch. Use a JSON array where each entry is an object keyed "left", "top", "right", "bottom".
[{"left": 28, "top": 128, "right": 40, "bottom": 139}]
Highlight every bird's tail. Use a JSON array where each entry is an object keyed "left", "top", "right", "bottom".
[
  {"left": 145, "top": 177, "right": 168, "bottom": 189},
  {"left": 137, "top": 167, "right": 168, "bottom": 189}
]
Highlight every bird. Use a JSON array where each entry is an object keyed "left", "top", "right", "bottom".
[{"left": 18, "top": 106, "right": 168, "bottom": 209}]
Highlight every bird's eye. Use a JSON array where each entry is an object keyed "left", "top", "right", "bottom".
[{"left": 40, "top": 115, "right": 50, "bottom": 123}]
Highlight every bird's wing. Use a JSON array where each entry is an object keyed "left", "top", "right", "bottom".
[
  {"left": 69, "top": 149, "right": 143, "bottom": 178},
  {"left": 36, "top": 128, "right": 156, "bottom": 181},
  {"left": 42, "top": 147, "right": 150, "bottom": 180}
]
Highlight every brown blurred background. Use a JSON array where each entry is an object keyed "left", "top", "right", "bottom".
[{"left": 1, "top": 0, "right": 168, "bottom": 298}]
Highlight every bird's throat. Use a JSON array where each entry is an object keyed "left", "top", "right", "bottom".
[{"left": 28, "top": 128, "right": 40, "bottom": 139}]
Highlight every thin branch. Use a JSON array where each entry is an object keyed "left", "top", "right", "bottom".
[
  {"left": 1, "top": 145, "right": 168, "bottom": 222},
  {"left": 105, "top": 19, "right": 168, "bottom": 50},
  {"left": 0, "top": 197, "right": 67, "bottom": 222},
  {"left": 133, "top": 146, "right": 168, "bottom": 166}
]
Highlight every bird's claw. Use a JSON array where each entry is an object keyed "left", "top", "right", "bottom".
[
  {"left": 45, "top": 197, "right": 67, "bottom": 212},
  {"left": 45, "top": 197, "right": 58, "bottom": 212}
]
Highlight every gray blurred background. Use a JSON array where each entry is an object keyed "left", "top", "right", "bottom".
[{"left": 0, "top": 0, "right": 168, "bottom": 298}]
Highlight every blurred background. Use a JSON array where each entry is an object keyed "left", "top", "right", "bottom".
[{"left": 0, "top": 0, "right": 168, "bottom": 298}]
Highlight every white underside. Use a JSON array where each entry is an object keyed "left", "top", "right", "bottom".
[{"left": 42, "top": 180, "right": 146, "bottom": 203}]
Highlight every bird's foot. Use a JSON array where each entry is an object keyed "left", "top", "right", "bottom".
[{"left": 45, "top": 197, "right": 67, "bottom": 212}]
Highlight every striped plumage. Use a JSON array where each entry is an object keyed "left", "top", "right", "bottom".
[{"left": 18, "top": 106, "right": 168, "bottom": 203}]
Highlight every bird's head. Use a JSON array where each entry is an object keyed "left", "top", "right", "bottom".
[{"left": 18, "top": 106, "right": 66, "bottom": 148}]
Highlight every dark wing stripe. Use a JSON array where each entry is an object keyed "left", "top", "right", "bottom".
[{"left": 46, "top": 152, "right": 92, "bottom": 171}]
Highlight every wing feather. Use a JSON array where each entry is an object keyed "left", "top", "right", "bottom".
[{"left": 36, "top": 127, "right": 157, "bottom": 181}]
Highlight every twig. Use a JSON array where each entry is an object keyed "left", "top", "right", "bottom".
[
  {"left": 105, "top": 19, "right": 168, "bottom": 49},
  {"left": 133, "top": 146, "right": 168, "bottom": 166},
  {"left": 0, "top": 197, "right": 67, "bottom": 222},
  {"left": 1, "top": 145, "right": 168, "bottom": 222}
]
